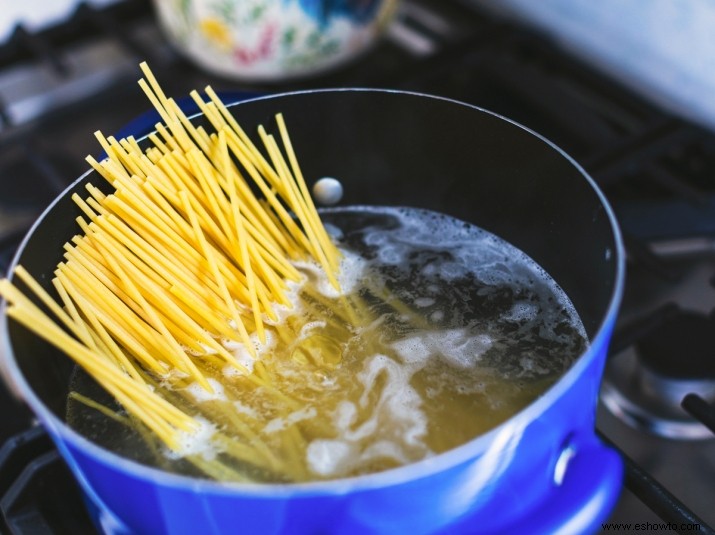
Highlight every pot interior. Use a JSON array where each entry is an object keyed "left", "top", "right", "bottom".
[{"left": 5, "top": 90, "right": 620, "bottom": 433}]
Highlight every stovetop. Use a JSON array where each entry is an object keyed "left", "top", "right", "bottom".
[{"left": 0, "top": 0, "right": 714, "bottom": 533}]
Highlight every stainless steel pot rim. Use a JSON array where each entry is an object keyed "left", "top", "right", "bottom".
[{"left": 0, "top": 88, "right": 626, "bottom": 494}]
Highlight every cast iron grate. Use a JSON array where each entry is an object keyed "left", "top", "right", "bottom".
[
  {"left": 0, "top": 0, "right": 151, "bottom": 79},
  {"left": 0, "top": 427, "right": 96, "bottom": 535},
  {"left": 607, "top": 306, "right": 715, "bottom": 534}
]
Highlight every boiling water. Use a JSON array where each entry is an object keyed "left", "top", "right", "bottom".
[{"left": 67, "top": 206, "right": 587, "bottom": 482}]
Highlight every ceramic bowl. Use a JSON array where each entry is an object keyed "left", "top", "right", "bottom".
[{"left": 152, "top": 0, "right": 400, "bottom": 81}]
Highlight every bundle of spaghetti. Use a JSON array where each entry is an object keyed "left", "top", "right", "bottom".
[
  {"left": 0, "top": 271, "right": 198, "bottom": 450},
  {"left": 0, "top": 62, "right": 350, "bottom": 470}
]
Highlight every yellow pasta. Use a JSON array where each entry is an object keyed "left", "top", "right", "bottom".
[{"left": 0, "top": 61, "right": 347, "bottom": 471}]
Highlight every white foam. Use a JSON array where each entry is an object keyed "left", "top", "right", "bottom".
[
  {"left": 360, "top": 440, "right": 410, "bottom": 465},
  {"left": 430, "top": 310, "right": 445, "bottom": 322},
  {"left": 293, "top": 248, "right": 366, "bottom": 299},
  {"left": 232, "top": 400, "right": 259, "bottom": 419},
  {"left": 502, "top": 301, "right": 539, "bottom": 323},
  {"left": 264, "top": 406, "right": 317, "bottom": 434},
  {"left": 298, "top": 321, "right": 327, "bottom": 338},
  {"left": 375, "top": 245, "right": 405, "bottom": 265},
  {"left": 221, "top": 328, "right": 279, "bottom": 377},
  {"left": 166, "top": 417, "right": 220, "bottom": 461},
  {"left": 519, "top": 355, "right": 550, "bottom": 376},
  {"left": 222, "top": 342, "right": 256, "bottom": 375},
  {"left": 185, "top": 378, "right": 226, "bottom": 402},
  {"left": 413, "top": 297, "right": 435, "bottom": 308},
  {"left": 351, "top": 355, "right": 424, "bottom": 441},
  {"left": 336, "top": 258, "right": 366, "bottom": 291},
  {"left": 390, "top": 329, "right": 492, "bottom": 369},
  {"left": 158, "top": 368, "right": 189, "bottom": 388},
  {"left": 263, "top": 278, "right": 303, "bottom": 325},
  {"left": 334, "top": 400, "right": 357, "bottom": 429},
  {"left": 305, "top": 350, "right": 432, "bottom": 477},
  {"left": 306, "top": 439, "right": 355, "bottom": 477}
]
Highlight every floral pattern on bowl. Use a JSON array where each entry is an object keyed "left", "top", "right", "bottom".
[{"left": 152, "top": 0, "right": 400, "bottom": 81}]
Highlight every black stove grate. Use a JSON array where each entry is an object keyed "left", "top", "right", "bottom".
[
  {"left": 0, "top": 427, "right": 95, "bottom": 535},
  {"left": 598, "top": 430, "right": 714, "bottom": 535},
  {"left": 0, "top": 0, "right": 714, "bottom": 533},
  {"left": 683, "top": 394, "right": 715, "bottom": 435},
  {"left": 0, "top": 0, "right": 152, "bottom": 76}
]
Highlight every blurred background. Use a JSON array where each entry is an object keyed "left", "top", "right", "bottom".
[{"left": 2, "top": 0, "right": 715, "bottom": 130}]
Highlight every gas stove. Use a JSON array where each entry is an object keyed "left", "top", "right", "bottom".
[{"left": 0, "top": 1, "right": 713, "bottom": 533}]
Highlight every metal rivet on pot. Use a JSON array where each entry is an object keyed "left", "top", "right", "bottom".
[
  {"left": 313, "top": 177, "right": 343, "bottom": 206},
  {"left": 553, "top": 443, "right": 577, "bottom": 486}
]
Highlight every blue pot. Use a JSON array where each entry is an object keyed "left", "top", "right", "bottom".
[{"left": 0, "top": 89, "right": 625, "bottom": 535}]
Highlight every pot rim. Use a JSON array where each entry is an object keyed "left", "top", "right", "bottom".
[{"left": 0, "top": 87, "right": 625, "bottom": 496}]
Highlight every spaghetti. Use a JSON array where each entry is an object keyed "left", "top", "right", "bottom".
[
  {"left": 0, "top": 66, "right": 587, "bottom": 484},
  {"left": 0, "top": 62, "right": 343, "bottom": 466}
]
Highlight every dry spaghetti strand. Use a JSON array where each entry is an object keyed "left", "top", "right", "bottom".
[{"left": 0, "top": 61, "right": 346, "bottom": 475}]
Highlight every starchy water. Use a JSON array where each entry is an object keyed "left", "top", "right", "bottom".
[{"left": 67, "top": 206, "right": 587, "bottom": 482}]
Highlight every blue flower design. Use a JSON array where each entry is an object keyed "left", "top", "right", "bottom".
[{"left": 286, "top": 0, "right": 384, "bottom": 26}]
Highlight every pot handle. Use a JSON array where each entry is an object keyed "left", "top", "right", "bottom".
[{"left": 499, "top": 437, "right": 623, "bottom": 535}]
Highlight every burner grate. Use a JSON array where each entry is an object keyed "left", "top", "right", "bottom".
[
  {"left": 683, "top": 394, "right": 715, "bottom": 435},
  {"left": 604, "top": 307, "right": 715, "bottom": 439},
  {"left": 0, "top": 427, "right": 96, "bottom": 535},
  {"left": 598, "top": 431, "right": 715, "bottom": 535},
  {"left": 0, "top": 0, "right": 151, "bottom": 72}
]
